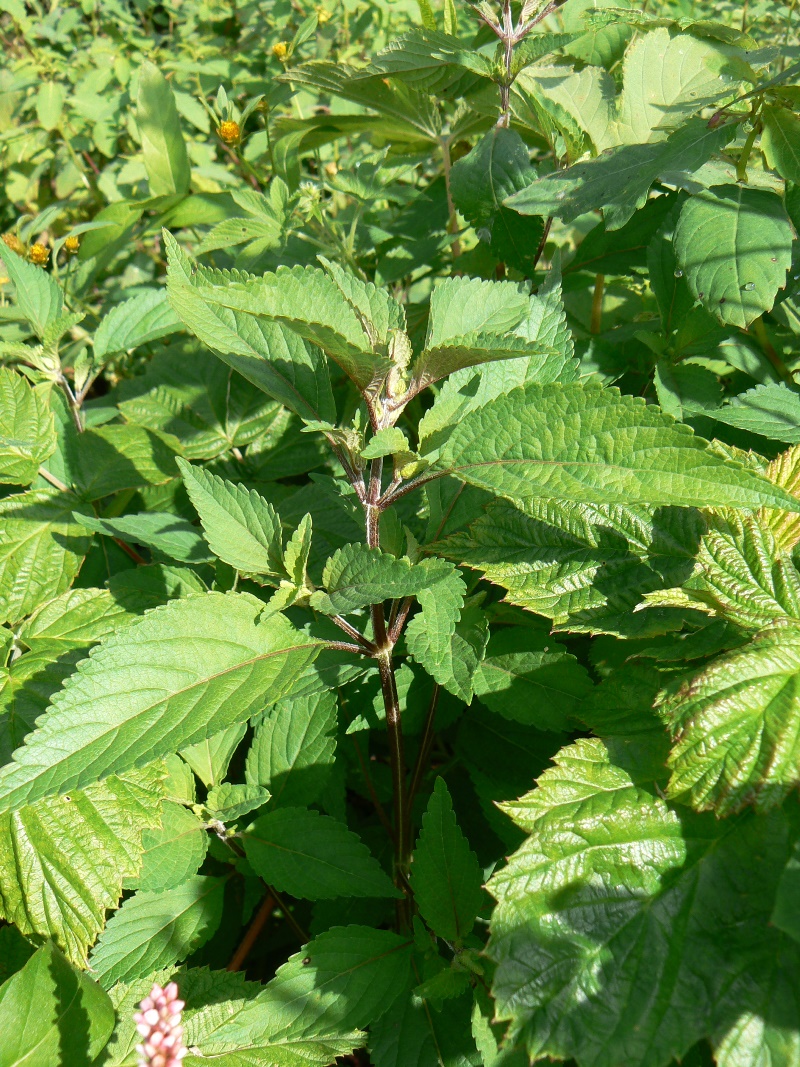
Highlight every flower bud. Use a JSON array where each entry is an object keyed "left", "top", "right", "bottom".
[
  {"left": 218, "top": 119, "right": 241, "bottom": 144},
  {"left": 28, "top": 243, "right": 50, "bottom": 266}
]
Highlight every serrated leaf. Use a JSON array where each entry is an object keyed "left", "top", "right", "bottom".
[
  {"left": 18, "top": 588, "right": 132, "bottom": 654},
  {"left": 0, "top": 942, "right": 114, "bottom": 1067},
  {"left": 369, "top": 986, "right": 478, "bottom": 1067},
  {"left": 164, "top": 234, "right": 336, "bottom": 424},
  {"left": 124, "top": 801, "right": 208, "bottom": 893},
  {"left": 522, "top": 63, "right": 616, "bottom": 153},
  {"left": 311, "top": 544, "right": 451, "bottom": 615},
  {"left": 77, "top": 510, "right": 214, "bottom": 564},
  {"left": 0, "top": 592, "right": 322, "bottom": 815},
  {"left": 89, "top": 874, "right": 226, "bottom": 987},
  {"left": 246, "top": 689, "right": 337, "bottom": 808},
  {"left": 414, "top": 594, "right": 488, "bottom": 703},
  {"left": 761, "top": 444, "right": 800, "bottom": 553},
  {"left": 93, "top": 289, "right": 183, "bottom": 361},
  {"left": 488, "top": 737, "right": 795, "bottom": 1067},
  {"left": 439, "top": 498, "right": 703, "bottom": 633},
  {"left": 0, "top": 766, "right": 164, "bottom": 964},
  {"left": 506, "top": 120, "right": 734, "bottom": 230},
  {"left": 201, "top": 926, "right": 412, "bottom": 1046},
  {"left": 116, "top": 347, "right": 281, "bottom": 461},
  {"left": 204, "top": 783, "right": 271, "bottom": 822},
  {"left": 0, "top": 489, "right": 92, "bottom": 626},
  {"left": 74, "top": 424, "right": 181, "bottom": 501},
  {"left": 0, "top": 244, "right": 63, "bottom": 339},
  {"left": 662, "top": 625, "right": 800, "bottom": 815},
  {"left": 405, "top": 571, "right": 490, "bottom": 701},
  {"left": 706, "top": 382, "right": 800, "bottom": 443},
  {"left": 0, "top": 649, "right": 84, "bottom": 766},
  {"left": 674, "top": 185, "right": 793, "bottom": 329},
  {"left": 166, "top": 237, "right": 391, "bottom": 395},
  {"left": 450, "top": 126, "right": 544, "bottom": 274},
  {"left": 678, "top": 510, "right": 800, "bottom": 629},
  {"left": 243, "top": 807, "right": 398, "bottom": 899},
  {"left": 409, "top": 777, "right": 484, "bottom": 942},
  {"left": 180, "top": 723, "right": 248, "bottom": 788},
  {"left": 472, "top": 628, "right": 593, "bottom": 731},
  {"left": 136, "top": 61, "right": 190, "bottom": 196},
  {"left": 428, "top": 380, "right": 800, "bottom": 513},
  {"left": 179, "top": 460, "right": 284, "bottom": 579},
  {"left": 0, "top": 369, "right": 56, "bottom": 485}
]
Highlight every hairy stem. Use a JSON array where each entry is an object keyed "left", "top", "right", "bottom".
[{"left": 365, "top": 455, "right": 409, "bottom": 917}]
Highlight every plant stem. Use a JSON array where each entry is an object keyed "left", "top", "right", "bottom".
[
  {"left": 736, "top": 111, "right": 762, "bottom": 183},
  {"left": 365, "top": 455, "right": 409, "bottom": 916},
  {"left": 59, "top": 375, "right": 83, "bottom": 432},
  {"left": 441, "top": 137, "right": 462, "bottom": 260},
  {"left": 38, "top": 466, "right": 68, "bottom": 493},
  {"left": 330, "top": 613, "right": 376, "bottom": 651},
  {"left": 227, "top": 894, "right": 276, "bottom": 972},
  {"left": 499, "top": 0, "right": 514, "bottom": 127},
  {"left": 590, "top": 274, "right": 605, "bottom": 335}
]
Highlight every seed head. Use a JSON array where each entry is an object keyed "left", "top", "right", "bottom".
[
  {"left": 134, "top": 981, "right": 187, "bottom": 1067},
  {"left": 2, "top": 233, "right": 25, "bottom": 257},
  {"left": 272, "top": 41, "right": 288, "bottom": 61},
  {"left": 218, "top": 119, "right": 241, "bottom": 144},
  {"left": 64, "top": 235, "right": 81, "bottom": 253},
  {"left": 28, "top": 243, "right": 50, "bottom": 266}
]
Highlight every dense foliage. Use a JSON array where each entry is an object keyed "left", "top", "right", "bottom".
[{"left": 1, "top": 0, "right": 800, "bottom": 1064}]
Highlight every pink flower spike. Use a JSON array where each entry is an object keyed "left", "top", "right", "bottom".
[{"left": 134, "top": 982, "right": 188, "bottom": 1067}]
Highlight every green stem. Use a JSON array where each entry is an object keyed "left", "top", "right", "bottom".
[
  {"left": 590, "top": 274, "right": 605, "bottom": 335},
  {"left": 441, "top": 137, "right": 461, "bottom": 259},
  {"left": 736, "top": 115, "right": 762, "bottom": 183},
  {"left": 751, "top": 316, "right": 794, "bottom": 385}
]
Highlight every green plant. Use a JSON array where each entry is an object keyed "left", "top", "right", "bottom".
[{"left": 1, "top": 1, "right": 800, "bottom": 1065}]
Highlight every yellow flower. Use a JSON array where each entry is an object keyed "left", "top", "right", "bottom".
[
  {"left": 272, "top": 41, "right": 288, "bottom": 61},
  {"left": 64, "top": 235, "right": 80, "bottom": 253},
  {"left": 315, "top": 5, "right": 332, "bottom": 23},
  {"left": 2, "top": 233, "right": 25, "bottom": 257},
  {"left": 28, "top": 243, "right": 50, "bottom": 265},
  {"left": 217, "top": 119, "right": 241, "bottom": 144}
]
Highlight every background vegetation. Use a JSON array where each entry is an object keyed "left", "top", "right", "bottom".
[{"left": 0, "top": 1, "right": 799, "bottom": 1065}]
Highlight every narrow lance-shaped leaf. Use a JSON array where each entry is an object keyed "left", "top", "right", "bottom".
[
  {"left": 164, "top": 232, "right": 336, "bottom": 424},
  {"left": 0, "top": 592, "right": 323, "bottom": 815},
  {"left": 426, "top": 380, "right": 800, "bottom": 513},
  {"left": 410, "top": 777, "right": 484, "bottom": 942},
  {"left": 243, "top": 807, "right": 399, "bottom": 899},
  {"left": 178, "top": 459, "right": 284, "bottom": 579},
  {"left": 88, "top": 874, "right": 227, "bottom": 988},
  {"left": 201, "top": 926, "right": 413, "bottom": 1046},
  {"left": 136, "top": 61, "right": 190, "bottom": 197}
]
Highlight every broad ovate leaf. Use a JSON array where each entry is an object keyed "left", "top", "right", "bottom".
[
  {"left": 0, "top": 766, "right": 164, "bottom": 964},
  {"left": 662, "top": 625, "right": 800, "bottom": 815},
  {"left": 0, "top": 369, "right": 56, "bottom": 486},
  {"left": 674, "top": 185, "right": 793, "bottom": 329}
]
